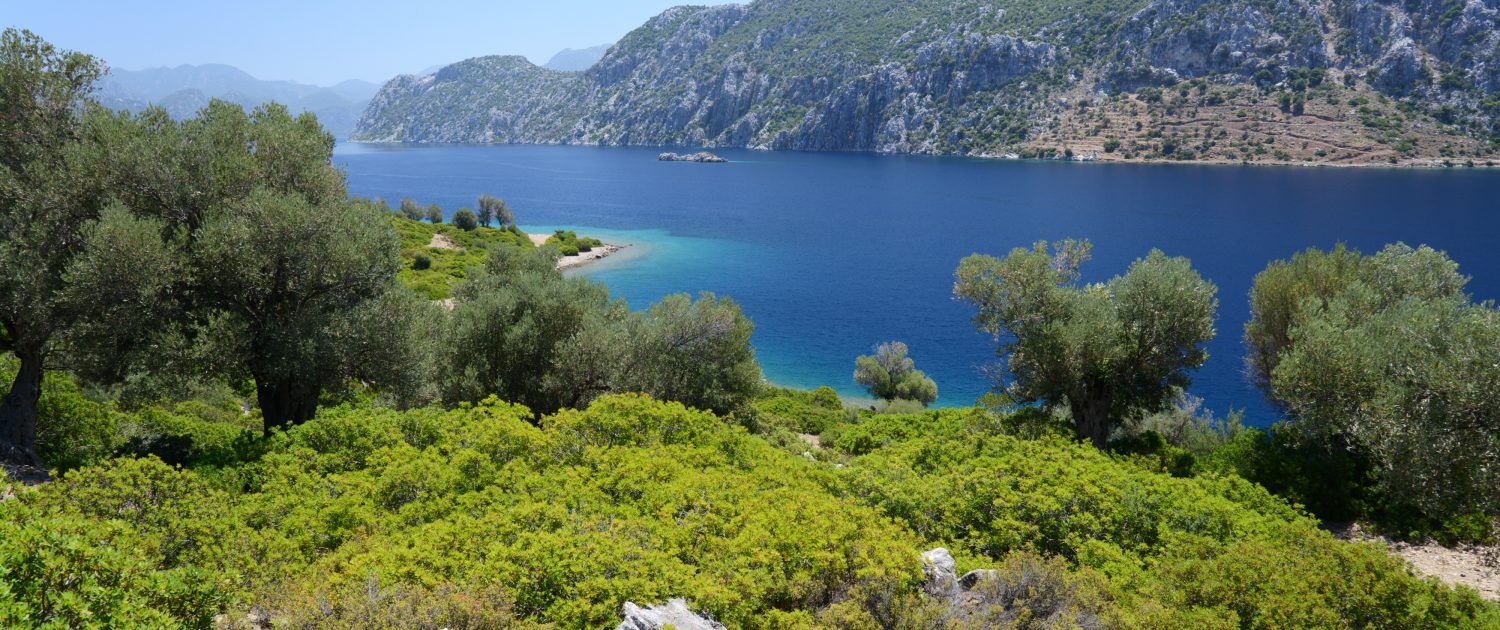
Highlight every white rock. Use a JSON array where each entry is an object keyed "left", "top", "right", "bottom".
[
  {"left": 617, "top": 598, "right": 726, "bottom": 630},
  {"left": 922, "top": 547, "right": 959, "bottom": 597}
]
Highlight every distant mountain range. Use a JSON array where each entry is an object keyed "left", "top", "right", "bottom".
[
  {"left": 544, "top": 45, "right": 610, "bottom": 72},
  {"left": 96, "top": 64, "right": 382, "bottom": 138},
  {"left": 352, "top": 0, "right": 1500, "bottom": 166}
]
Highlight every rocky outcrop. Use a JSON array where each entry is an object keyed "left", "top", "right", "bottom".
[
  {"left": 354, "top": 56, "right": 584, "bottom": 143},
  {"left": 353, "top": 0, "right": 1500, "bottom": 154},
  {"left": 1111, "top": 0, "right": 1330, "bottom": 80},
  {"left": 1370, "top": 38, "right": 1427, "bottom": 95},
  {"left": 659, "top": 151, "right": 728, "bottom": 162},
  {"left": 616, "top": 599, "right": 726, "bottom": 630},
  {"left": 919, "top": 548, "right": 1106, "bottom": 629},
  {"left": 922, "top": 547, "right": 960, "bottom": 597}
]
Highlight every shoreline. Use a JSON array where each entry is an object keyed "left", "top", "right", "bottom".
[
  {"left": 526, "top": 232, "right": 627, "bottom": 270},
  {"left": 342, "top": 141, "right": 1498, "bottom": 171}
]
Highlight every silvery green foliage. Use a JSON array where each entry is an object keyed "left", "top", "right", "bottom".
[{"left": 1268, "top": 244, "right": 1500, "bottom": 518}]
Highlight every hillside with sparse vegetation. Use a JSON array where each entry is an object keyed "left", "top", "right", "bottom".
[{"left": 355, "top": 0, "right": 1500, "bottom": 166}]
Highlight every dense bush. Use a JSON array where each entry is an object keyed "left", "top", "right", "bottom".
[
  {"left": 545, "top": 230, "right": 602, "bottom": 256},
  {"left": 1, "top": 396, "right": 1495, "bottom": 627},
  {"left": 824, "top": 408, "right": 1499, "bottom": 628},
  {"left": 1, "top": 395, "right": 932, "bottom": 628},
  {"left": 750, "top": 386, "right": 847, "bottom": 434},
  {"left": 0, "top": 502, "right": 225, "bottom": 628},
  {"left": 0, "top": 358, "right": 262, "bottom": 473},
  {"left": 444, "top": 246, "right": 762, "bottom": 417},
  {"left": 452, "top": 208, "right": 479, "bottom": 231}
]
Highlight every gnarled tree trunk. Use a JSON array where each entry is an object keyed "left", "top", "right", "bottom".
[
  {"left": 1069, "top": 391, "right": 1113, "bottom": 450},
  {"left": 0, "top": 347, "right": 44, "bottom": 467},
  {"left": 255, "top": 376, "right": 320, "bottom": 436}
]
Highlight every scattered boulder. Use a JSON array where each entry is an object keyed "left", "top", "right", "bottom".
[
  {"left": 920, "top": 548, "right": 1106, "bottom": 629},
  {"left": 958, "top": 568, "right": 998, "bottom": 590},
  {"left": 921, "top": 547, "right": 959, "bottom": 597},
  {"left": 616, "top": 598, "right": 726, "bottom": 630},
  {"left": 659, "top": 151, "right": 728, "bottom": 163}
]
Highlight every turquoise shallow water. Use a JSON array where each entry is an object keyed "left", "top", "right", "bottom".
[{"left": 336, "top": 143, "right": 1500, "bottom": 424}]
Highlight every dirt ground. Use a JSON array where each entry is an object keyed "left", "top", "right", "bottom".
[{"left": 1328, "top": 522, "right": 1500, "bottom": 601}]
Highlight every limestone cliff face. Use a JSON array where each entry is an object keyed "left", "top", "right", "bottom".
[{"left": 353, "top": 0, "right": 1500, "bottom": 155}]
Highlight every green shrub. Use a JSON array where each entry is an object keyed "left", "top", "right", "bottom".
[
  {"left": 5, "top": 397, "right": 1495, "bottom": 628},
  {"left": 0, "top": 503, "right": 226, "bottom": 628},
  {"left": 116, "top": 407, "right": 261, "bottom": 468},
  {"left": 750, "top": 386, "right": 847, "bottom": 434},
  {"left": 452, "top": 208, "right": 478, "bottom": 231},
  {"left": 825, "top": 407, "right": 1498, "bottom": 628}
]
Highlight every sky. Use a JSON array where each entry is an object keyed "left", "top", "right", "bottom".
[{"left": 4, "top": 0, "right": 736, "bottom": 86}]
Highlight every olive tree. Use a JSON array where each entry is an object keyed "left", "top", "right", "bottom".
[
  {"left": 1244, "top": 243, "right": 1464, "bottom": 395},
  {"left": 617, "top": 292, "right": 762, "bottom": 415},
  {"left": 453, "top": 208, "right": 479, "bottom": 231},
  {"left": 425, "top": 203, "right": 443, "bottom": 224},
  {"left": 853, "top": 341, "right": 938, "bottom": 406},
  {"left": 0, "top": 30, "right": 178, "bottom": 465},
  {"left": 1251, "top": 243, "right": 1498, "bottom": 519},
  {"left": 442, "top": 245, "right": 614, "bottom": 414},
  {"left": 477, "top": 194, "right": 513, "bottom": 227},
  {"left": 442, "top": 245, "right": 762, "bottom": 417},
  {"left": 191, "top": 187, "right": 404, "bottom": 431},
  {"left": 399, "top": 197, "right": 423, "bottom": 221},
  {"left": 954, "top": 240, "right": 1217, "bottom": 448}
]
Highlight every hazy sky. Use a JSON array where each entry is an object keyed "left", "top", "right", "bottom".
[{"left": 5, "top": 0, "right": 736, "bottom": 86}]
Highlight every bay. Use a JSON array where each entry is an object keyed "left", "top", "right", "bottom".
[{"left": 336, "top": 143, "right": 1500, "bottom": 424}]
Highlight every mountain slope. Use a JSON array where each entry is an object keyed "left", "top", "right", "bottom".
[
  {"left": 99, "top": 65, "right": 380, "bottom": 138},
  {"left": 353, "top": 0, "right": 1500, "bottom": 164}
]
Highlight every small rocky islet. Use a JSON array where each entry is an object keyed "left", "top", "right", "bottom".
[{"left": 658, "top": 151, "right": 727, "bottom": 163}]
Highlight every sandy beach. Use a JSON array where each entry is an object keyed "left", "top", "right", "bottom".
[{"left": 527, "top": 232, "right": 626, "bottom": 270}]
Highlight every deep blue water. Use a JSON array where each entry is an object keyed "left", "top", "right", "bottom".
[{"left": 335, "top": 143, "right": 1500, "bottom": 425}]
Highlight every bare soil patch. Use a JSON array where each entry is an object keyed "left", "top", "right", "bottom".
[
  {"left": 1328, "top": 522, "right": 1500, "bottom": 601},
  {"left": 429, "top": 233, "right": 461, "bottom": 250}
]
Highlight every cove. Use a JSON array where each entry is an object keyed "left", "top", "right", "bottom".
[{"left": 335, "top": 143, "right": 1500, "bottom": 424}]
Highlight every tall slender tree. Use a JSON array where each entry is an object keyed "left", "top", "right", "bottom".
[{"left": 477, "top": 194, "right": 514, "bottom": 227}]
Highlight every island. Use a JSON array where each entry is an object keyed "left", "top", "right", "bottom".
[{"left": 659, "top": 151, "right": 727, "bottom": 163}]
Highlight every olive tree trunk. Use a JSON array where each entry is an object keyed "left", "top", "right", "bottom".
[
  {"left": 255, "top": 376, "right": 321, "bottom": 436},
  {"left": 1069, "top": 392, "right": 1113, "bottom": 450},
  {"left": 0, "top": 347, "right": 44, "bottom": 466}
]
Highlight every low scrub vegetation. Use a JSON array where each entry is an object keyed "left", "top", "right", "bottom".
[{"left": 3, "top": 393, "right": 1495, "bottom": 628}]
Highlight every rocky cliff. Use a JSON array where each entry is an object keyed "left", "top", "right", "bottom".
[{"left": 354, "top": 0, "right": 1500, "bottom": 164}]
